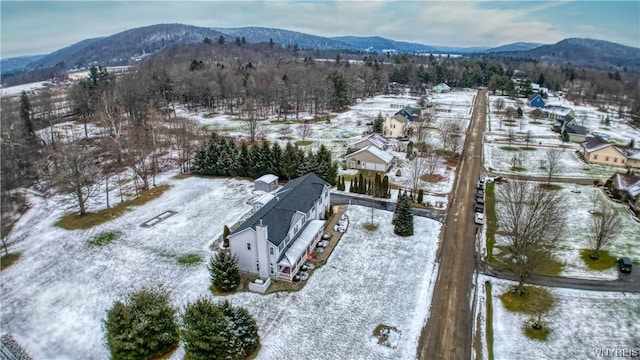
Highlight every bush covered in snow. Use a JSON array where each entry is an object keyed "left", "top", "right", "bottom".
[
  {"left": 181, "top": 298, "right": 259, "bottom": 360},
  {"left": 103, "top": 287, "right": 179, "bottom": 360}
]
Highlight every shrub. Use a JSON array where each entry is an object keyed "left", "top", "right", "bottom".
[
  {"left": 181, "top": 298, "right": 259, "bottom": 360},
  {"left": 104, "top": 287, "right": 179, "bottom": 360},
  {"left": 178, "top": 253, "right": 202, "bottom": 266},
  {"left": 208, "top": 251, "right": 241, "bottom": 292}
]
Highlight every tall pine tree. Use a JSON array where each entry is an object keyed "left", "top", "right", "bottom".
[
  {"left": 208, "top": 251, "right": 241, "bottom": 292},
  {"left": 394, "top": 193, "right": 414, "bottom": 236}
]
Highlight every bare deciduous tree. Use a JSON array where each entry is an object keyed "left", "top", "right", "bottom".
[
  {"left": 506, "top": 128, "right": 516, "bottom": 148},
  {"left": 241, "top": 116, "right": 260, "bottom": 144},
  {"left": 438, "top": 117, "right": 462, "bottom": 153},
  {"left": 523, "top": 130, "right": 533, "bottom": 149},
  {"left": 49, "top": 139, "right": 102, "bottom": 215},
  {"left": 404, "top": 156, "right": 428, "bottom": 194},
  {"left": 296, "top": 121, "right": 313, "bottom": 141},
  {"left": 588, "top": 202, "right": 622, "bottom": 259},
  {"left": 544, "top": 149, "right": 562, "bottom": 184},
  {"left": 497, "top": 181, "right": 566, "bottom": 294}
]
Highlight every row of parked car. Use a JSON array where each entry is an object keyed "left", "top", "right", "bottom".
[{"left": 474, "top": 177, "right": 486, "bottom": 225}]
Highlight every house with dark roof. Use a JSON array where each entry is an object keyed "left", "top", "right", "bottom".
[
  {"left": 394, "top": 105, "right": 421, "bottom": 122},
  {"left": 562, "top": 123, "right": 588, "bottom": 143},
  {"left": 228, "top": 173, "right": 330, "bottom": 282},
  {"left": 580, "top": 137, "right": 640, "bottom": 169},
  {"left": 528, "top": 94, "right": 545, "bottom": 108}
]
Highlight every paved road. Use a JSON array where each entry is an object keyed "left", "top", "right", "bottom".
[
  {"left": 418, "top": 90, "right": 487, "bottom": 360},
  {"left": 489, "top": 173, "right": 601, "bottom": 185},
  {"left": 330, "top": 192, "right": 446, "bottom": 223},
  {"left": 481, "top": 263, "right": 640, "bottom": 293}
]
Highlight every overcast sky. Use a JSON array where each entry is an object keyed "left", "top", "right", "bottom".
[{"left": 1, "top": 0, "right": 639, "bottom": 58}]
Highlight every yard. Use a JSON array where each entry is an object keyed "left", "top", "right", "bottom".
[
  {"left": 475, "top": 276, "right": 640, "bottom": 360},
  {"left": 0, "top": 176, "right": 442, "bottom": 359}
]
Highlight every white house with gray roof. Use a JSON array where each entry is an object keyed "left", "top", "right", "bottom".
[
  {"left": 345, "top": 145, "right": 395, "bottom": 172},
  {"left": 228, "top": 173, "right": 330, "bottom": 281}
]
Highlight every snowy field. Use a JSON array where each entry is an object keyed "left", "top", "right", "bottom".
[
  {"left": 1, "top": 176, "right": 441, "bottom": 359},
  {"left": 492, "top": 182, "right": 640, "bottom": 280},
  {"left": 476, "top": 276, "right": 640, "bottom": 360}
]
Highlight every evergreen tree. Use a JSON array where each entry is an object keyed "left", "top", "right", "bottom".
[
  {"left": 181, "top": 298, "right": 259, "bottom": 360},
  {"left": 630, "top": 139, "right": 636, "bottom": 148},
  {"left": 373, "top": 112, "right": 384, "bottom": 133},
  {"left": 382, "top": 176, "right": 390, "bottom": 198},
  {"left": 394, "top": 194, "right": 414, "bottom": 236},
  {"left": 19, "top": 91, "right": 34, "bottom": 136},
  {"left": 406, "top": 141, "right": 414, "bottom": 159},
  {"left": 350, "top": 179, "right": 355, "bottom": 193},
  {"left": 328, "top": 70, "right": 350, "bottom": 110},
  {"left": 104, "top": 288, "right": 179, "bottom": 360},
  {"left": 208, "top": 251, "right": 240, "bottom": 292},
  {"left": 269, "top": 142, "right": 283, "bottom": 177},
  {"left": 222, "top": 225, "right": 230, "bottom": 247},
  {"left": 236, "top": 142, "right": 250, "bottom": 177},
  {"left": 417, "top": 189, "right": 424, "bottom": 204}
]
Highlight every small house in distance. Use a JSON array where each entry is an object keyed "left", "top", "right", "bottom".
[
  {"left": 352, "top": 133, "right": 391, "bottom": 150},
  {"left": 255, "top": 174, "right": 278, "bottom": 192},
  {"left": 383, "top": 115, "right": 408, "bottom": 138},
  {"left": 228, "top": 173, "right": 330, "bottom": 282},
  {"left": 433, "top": 83, "right": 451, "bottom": 93},
  {"left": 395, "top": 105, "right": 422, "bottom": 122},
  {"left": 562, "top": 123, "right": 588, "bottom": 143},
  {"left": 528, "top": 94, "right": 545, "bottom": 108}
]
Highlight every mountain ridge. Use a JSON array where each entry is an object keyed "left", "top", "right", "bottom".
[{"left": 2, "top": 24, "right": 638, "bottom": 78}]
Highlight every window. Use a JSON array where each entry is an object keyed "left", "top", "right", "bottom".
[
  {"left": 605, "top": 156, "right": 610, "bottom": 161},
  {"left": 614, "top": 158, "right": 618, "bottom": 163},
  {"left": 247, "top": 243, "right": 251, "bottom": 251},
  {"left": 357, "top": 160, "right": 361, "bottom": 165},
  {"left": 622, "top": 159, "right": 626, "bottom": 164},
  {"left": 593, "top": 155, "right": 598, "bottom": 160},
  {"left": 324, "top": 191, "right": 328, "bottom": 199},
  {"left": 270, "top": 247, "right": 274, "bottom": 255},
  {"left": 270, "top": 265, "right": 274, "bottom": 274}
]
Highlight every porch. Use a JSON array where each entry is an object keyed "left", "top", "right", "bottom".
[{"left": 276, "top": 220, "right": 324, "bottom": 281}]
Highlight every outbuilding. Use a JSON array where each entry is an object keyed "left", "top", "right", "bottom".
[{"left": 255, "top": 174, "right": 278, "bottom": 192}]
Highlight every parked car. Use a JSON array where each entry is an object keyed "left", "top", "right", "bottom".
[
  {"left": 476, "top": 190, "right": 485, "bottom": 198},
  {"left": 476, "top": 197, "right": 485, "bottom": 204},
  {"left": 474, "top": 212, "right": 485, "bottom": 225},
  {"left": 618, "top": 257, "right": 633, "bottom": 273},
  {"left": 475, "top": 203, "right": 485, "bottom": 213},
  {"left": 477, "top": 181, "right": 484, "bottom": 190}
]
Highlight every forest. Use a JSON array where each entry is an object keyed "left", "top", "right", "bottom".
[{"left": 2, "top": 39, "right": 640, "bottom": 243}]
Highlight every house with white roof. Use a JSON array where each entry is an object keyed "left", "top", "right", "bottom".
[
  {"left": 228, "top": 173, "right": 330, "bottom": 282},
  {"left": 345, "top": 145, "right": 395, "bottom": 172},
  {"left": 352, "top": 133, "right": 391, "bottom": 150},
  {"left": 607, "top": 172, "right": 640, "bottom": 215},
  {"left": 543, "top": 104, "right": 575, "bottom": 121},
  {"left": 433, "top": 83, "right": 451, "bottom": 93}
]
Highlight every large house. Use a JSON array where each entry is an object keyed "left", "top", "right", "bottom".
[
  {"left": 345, "top": 145, "right": 394, "bottom": 172},
  {"left": 580, "top": 137, "right": 640, "bottom": 169},
  {"left": 228, "top": 173, "right": 330, "bottom": 282},
  {"left": 383, "top": 115, "right": 408, "bottom": 138}
]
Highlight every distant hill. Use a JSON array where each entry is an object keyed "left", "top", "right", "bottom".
[
  {"left": 3, "top": 23, "right": 639, "bottom": 83},
  {"left": 491, "top": 38, "right": 640, "bottom": 70},
  {"left": 330, "top": 36, "right": 439, "bottom": 53},
  {"left": 483, "top": 42, "right": 544, "bottom": 53},
  {"left": 213, "top": 26, "right": 349, "bottom": 50},
  {"left": 0, "top": 54, "right": 46, "bottom": 75},
  {"left": 3, "top": 24, "right": 227, "bottom": 75}
]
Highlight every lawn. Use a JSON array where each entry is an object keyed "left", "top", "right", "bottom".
[{"left": 0, "top": 177, "right": 442, "bottom": 359}]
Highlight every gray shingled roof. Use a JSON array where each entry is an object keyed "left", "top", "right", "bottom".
[
  {"left": 581, "top": 136, "right": 611, "bottom": 153},
  {"left": 231, "top": 173, "right": 328, "bottom": 246},
  {"left": 565, "top": 123, "right": 587, "bottom": 135}
]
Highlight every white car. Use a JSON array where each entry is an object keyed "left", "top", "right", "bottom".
[{"left": 474, "top": 212, "right": 485, "bottom": 225}]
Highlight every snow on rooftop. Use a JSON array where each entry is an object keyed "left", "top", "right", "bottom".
[
  {"left": 256, "top": 174, "right": 278, "bottom": 184},
  {"left": 279, "top": 220, "right": 324, "bottom": 267}
]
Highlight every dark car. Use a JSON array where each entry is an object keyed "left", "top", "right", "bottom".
[{"left": 618, "top": 257, "right": 632, "bottom": 273}]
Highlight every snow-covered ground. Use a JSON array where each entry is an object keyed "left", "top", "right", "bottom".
[
  {"left": 476, "top": 276, "right": 640, "bottom": 360},
  {"left": 0, "top": 81, "right": 49, "bottom": 97},
  {"left": 485, "top": 95, "right": 640, "bottom": 179},
  {"left": 492, "top": 182, "right": 640, "bottom": 280},
  {"left": 1, "top": 176, "right": 441, "bottom": 359}
]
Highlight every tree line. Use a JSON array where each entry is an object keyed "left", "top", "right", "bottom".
[{"left": 192, "top": 132, "right": 339, "bottom": 185}]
